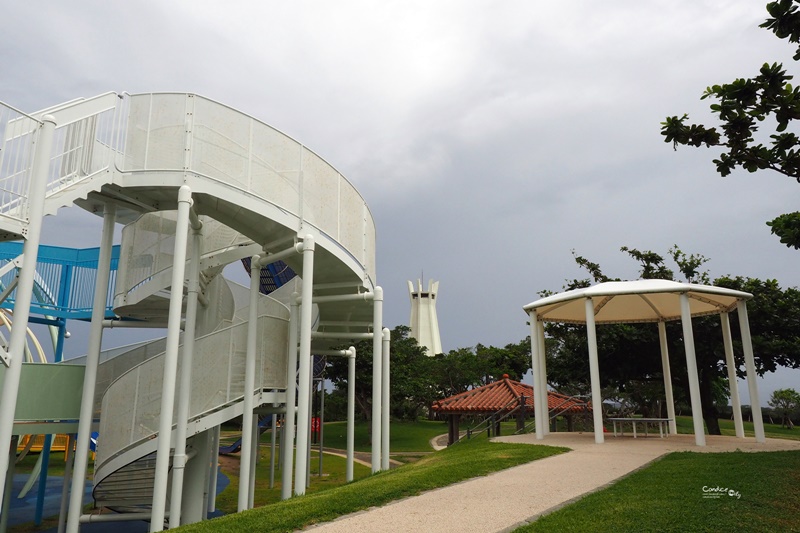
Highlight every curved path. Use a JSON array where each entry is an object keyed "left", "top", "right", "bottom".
[{"left": 306, "top": 433, "right": 800, "bottom": 533}]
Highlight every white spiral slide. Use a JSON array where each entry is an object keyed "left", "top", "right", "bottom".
[{"left": 0, "top": 92, "right": 386, "bottom": 532}]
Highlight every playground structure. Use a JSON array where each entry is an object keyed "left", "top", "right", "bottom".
[{"left": 0, "top": 92, "right": 390, "bottom": 532}]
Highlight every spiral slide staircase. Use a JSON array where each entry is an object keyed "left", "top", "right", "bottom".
[{"left": 0, "top": 92, "right": 383, "bottom": 531}]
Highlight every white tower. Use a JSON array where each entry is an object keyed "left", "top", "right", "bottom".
[{"left": 408, "top": 279, "right": 443, "bottom": 356}]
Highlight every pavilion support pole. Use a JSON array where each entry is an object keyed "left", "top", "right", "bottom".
[
  {"left": 536, "top": 322, "right": 547, "bottom": 435},
  {"left": 528, "top": 315, "right": 544, "bottom": 440},
  {"left": 720, "top": 313, "right": 745, "bottom": 439},
  {"left": 657, "top": 322, "right": 677, "bottom": 435},
  {"left": 736, "top": 301, "right": 766, "bottom": 443},
  {"left": 584, "top": 298, "right": 604, "bottom": 444},
  {"left": 538, "top": 321, "right": 549, "bottom": 435},
  {"left": 447, "top": 416, "right": 455, "bottom": 446},
  {"left": 680, "top": 294, "right": 706, "bottom": 446}
]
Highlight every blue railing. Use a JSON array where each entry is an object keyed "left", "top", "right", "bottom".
[{"left": 0, "top": 242, "right": 119, "bottom": 320}]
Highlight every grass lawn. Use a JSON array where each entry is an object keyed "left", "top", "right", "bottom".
[
  {"left": 178, "top": 437, "right": 567, "bottom": 532},
  {"left": 215, "top": 448, "right": 373, "bottom": 513},
  {"left": 13, "top": 417, "right": 800, "bottom": 532},
  {"left": 674, "top": 415, "right": 800, "bottom": 440},
  {"left": 317, "top": 418, "right": 449, "bottom": 452},
  {"left": 515, "top": 450, "right": 800, "bottom": 532}
]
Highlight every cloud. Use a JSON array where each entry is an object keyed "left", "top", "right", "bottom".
[{"left": 3, "top": 0, "right": 799, "bottom": 402}]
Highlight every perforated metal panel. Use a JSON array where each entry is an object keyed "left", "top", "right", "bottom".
[
  {"left": 121, "top": 93, "right": 376, "bottom": 280},
  {"left": 96, "top": 289, "right": 289, "bottom": 473}
]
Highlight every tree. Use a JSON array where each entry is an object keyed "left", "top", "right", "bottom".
[
  {"left": 767, "top": 211, "right": 800, "bottom": 249},
  {"left": 325, "top": 325, "right": 434, "bottom": 421},
  {"left": 661, "top": 1, "right": 800, "bottom": 247},
  {"left": 542, "top": 246, "right": 800, "bottom": 435},
  {"left": 768, "top": 387, "right": 800, "bottom": 428},
  {"left": 430, "top": 348, "right": 483, "bottom": 398}
]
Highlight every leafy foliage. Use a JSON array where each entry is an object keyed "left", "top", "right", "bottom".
[
  {"left": 768, "top": 387, "right": 800, "bottom": 428},
  {"left": 325, "top": 326, "right": 533, "bottom": 421},
  {"left": 662, "top": 1, "right": 800, "bottom": 248},
  {"left": 542, "top": 246, "right": 800, "bottom": 434},
  {"left": 767, "top": 211, "right": 800, "bottom": 248}
]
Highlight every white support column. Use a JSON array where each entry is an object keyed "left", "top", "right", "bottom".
[
  {"left": 280, "top": 293, "right": 299, "bottom": 500},
  {"left": 150, "top": 186, "right": 194, "bottom": 531},
  {"left": 658, "top": 322, "right": 677, "bottom": 435},
  {"left": 207, "top": 426, "right": 220, "bottom": 513},
  {"left": 346, "top": 347, "right": 356, "bottom": 482},
  {"left": 248, "top": 413, "right": 258, "bottom": 507},
  {"left": 58, "top": 435, "right": 75, "bottom": 533},
  {"left": 181, "top": 431, "right": 211, "bottom": 525},
  {"left": 528, "top": 315, "right": 544, "bottom": 440},
  {"left": 294, "top": 236, "right": 315, "bottom": 496},
  {"left": 584, "top": 298, "right": 604, "bottom": 444},
  {"left": 381, "top": 328, "right": 391, "bottom": 471},
  {"left": 737, "top": 301, "right": 766, "bottom": 443},
  {"left": 169, "top": 221, "right": 203, "bottom": 527},
  {"left": 720, "top": 313, "right": 745, "bottom": 439},
  {"left": 66, "top": 204, "right": 116, "bottom": 533},
  {"left": 538, "top": 321, "right": 549, "bottom": 435},
  {"left": 238, "top": 254, "right": 262, "bottom": 511},
  {"left": 305, "top": 372, "right": 313, "bottom": 490},
  {"left": 269, "top": 412, "right": 277, "bottom": 488},
  {"left": 371, "top": 287, "right": 383, "bottom": 472},
  {"left": 680, "top": 294, "right": 706, "bottom": 446},
  {"left": 201, "top": 433, "right": 211, "bottom": 520},
  {"left": 1, "top": 436, "right": 18, "bottom": 533},
  {"left": 0, "top": 116, "right": 56, "bottom": 511}
]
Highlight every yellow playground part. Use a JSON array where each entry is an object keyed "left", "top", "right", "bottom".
[{"left": 17, "top": 434, "right": 71, "bottom": 454}]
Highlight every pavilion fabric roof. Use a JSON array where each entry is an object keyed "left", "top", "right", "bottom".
[
  {"left": 431, "top": 376, "right": 589, "bottom": 415},
  {"left": 523, "top": 279, "right": 752, "bottom": 325}
]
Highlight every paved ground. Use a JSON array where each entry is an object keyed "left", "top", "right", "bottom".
[
  {"left": 305, "top": 432, "right": 800, "bottom": 533},
  {"left": 6, "top": 475, "right": 92, "bottom": 528},
  {"left": 7, "top": 468, "right": 228, "bottom": 533}
]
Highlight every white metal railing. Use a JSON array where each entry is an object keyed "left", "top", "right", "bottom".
[
  {"left": 114, "top": 212, "right": 245, "bottom": 310},
  {"left": 1, "top": 94, "right": 128, "bottom": 226},
  {"left": 0, "top": 102, "right": 41, "bottom": 222},
  {"left": 5, "top": 93, "right": 375, "bottom": 281},
  {"left": 120, "top": 93, "right": 376, "bottom": 281},
  {"left": 47, "top": 95, "right": 129, "bottom": 195},
  {"left": 95, "top": 304, "right": 289, "bottom": 474}
]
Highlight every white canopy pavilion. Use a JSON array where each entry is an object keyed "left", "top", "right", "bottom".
[{"left": 523, "top": 279, "right": 766, "bottom": 446}]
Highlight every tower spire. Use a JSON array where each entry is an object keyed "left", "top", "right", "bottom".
[{"left": 407, "top": 277, "right": 442, "bottom": 356}]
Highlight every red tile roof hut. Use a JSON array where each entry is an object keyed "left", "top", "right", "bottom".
[{"left": 431, "top": 375, "right": 590, "bottom": 445}]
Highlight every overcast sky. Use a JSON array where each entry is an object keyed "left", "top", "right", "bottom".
[{"left": 3, "top": 1, "right": 799, "bottom": 403}]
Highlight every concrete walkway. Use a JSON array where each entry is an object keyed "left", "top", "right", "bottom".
[{"left": 305, "top": 432, "right": 800, "bottom": 533}]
